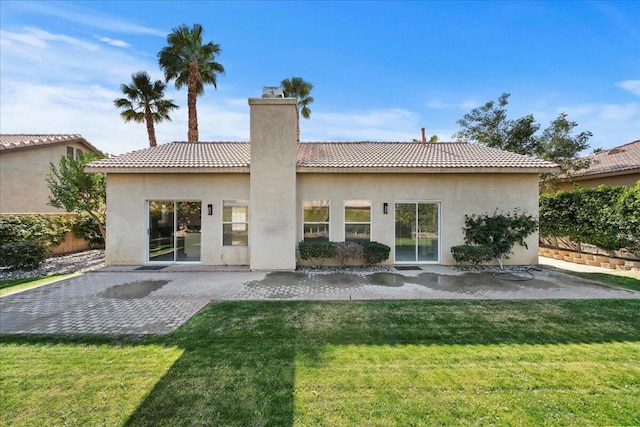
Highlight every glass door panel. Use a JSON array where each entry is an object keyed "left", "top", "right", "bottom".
[
  {"left": 418, "top": 203, "right": 439, "bottom": 262},
  {"left": 148, "top": 201, "right": 175, "bottom": 262},
  {"left": 395, "top": 202, "right": 439, "bottom": 263},
  {"left": 176, "top": 202, "right": 201, "bottom": 262},
  {"left": 395, "top": 203, "right": 417, "bottom": 262}
]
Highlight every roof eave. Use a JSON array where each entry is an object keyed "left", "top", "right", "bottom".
[
  {"left": 83, "top": 166, "right": 250, "bottom": 174},
  {"left": 296, "top": 166, "right": 562, "bottom": 174}
]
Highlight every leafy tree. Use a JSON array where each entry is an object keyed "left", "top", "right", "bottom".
[
  {"left": 462, "top": 210, "right": 538, "bottom": 269},
  {"left": 454, "top": 93, "right": 592, "bottom": 191},
  {"left": 453, "top": 93, "right": 540, "bottom": 155},
  {"left": 114, "top": 71, "right": 179, "bottom": 147},
  {"left": 46, "top": 153, "right": 107, "bottom": 242},
  {"left": 281, "top": 77, "right": 314, "bottom": 142},
  {"left": 158, "top": 23, "right": 224, "bottom": 142},
  {"left": 537, "top": 113, "right": 592, "bottom": 192}
]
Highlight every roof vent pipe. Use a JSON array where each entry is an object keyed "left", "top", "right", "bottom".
[{"left": 421, "top": 128, "right": 426, "bottom": 146}]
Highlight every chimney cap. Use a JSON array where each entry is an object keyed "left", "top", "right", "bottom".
[{"left": 262, "top": 86, "right": 285, "bottom": 98}]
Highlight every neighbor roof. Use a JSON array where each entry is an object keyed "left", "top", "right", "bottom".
[
  {"left": 85, "top": 141, "right": 559, "bottom": 173},
  {"left": 0, "top": 134, "right": 102, "bottom": 154},
  {"left": 570, "top": 139, "right": 640, "bottom": 178}
]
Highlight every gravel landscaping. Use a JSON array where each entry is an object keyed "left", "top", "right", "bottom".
[{"left": 0, "top": 249, "right": 105, "bottom": 281}]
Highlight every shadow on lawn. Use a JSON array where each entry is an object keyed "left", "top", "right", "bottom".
[{"left": 2, "top": 299, "right": 640, "bottom": 426}]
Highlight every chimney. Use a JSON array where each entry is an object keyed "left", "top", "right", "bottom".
[
  {"left": 248, "top": 88, "right": 298, "bottom": 270},
  {"left": 421, "top": 128, "right": 426, "bottom": 146}
]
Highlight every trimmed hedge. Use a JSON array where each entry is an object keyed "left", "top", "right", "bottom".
[
  {"left": 297, "top": 240, "right": 391, "bottom": 266},
  {"left": 451, "top": 245, "right": 494, "bottom": 265},
  {"left": 0, "top": 241, "right": 48, "bottom": 270},
  {"left": 540, "top": 183, "right": 640, "bottom": 256}
]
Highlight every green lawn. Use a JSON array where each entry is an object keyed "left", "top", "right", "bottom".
[
  {"left": 1, "top": 300, "right": 639, "bottom": 426},
  {"left": 556, "top": 270, "right": 640, "bottom": 292},
  {"left": 0, "top": 273, "right": 78, "bottom": 297}
]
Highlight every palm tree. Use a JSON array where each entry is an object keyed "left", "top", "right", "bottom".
[
  {"left": 281, "top": 77, "right": 314, "bottom": 142},
  {"left": 114, "top": 71, "right": 178, "bottom": 147},
  {"left": 158, "top": 23, "right": 224, "bottom": 142}
]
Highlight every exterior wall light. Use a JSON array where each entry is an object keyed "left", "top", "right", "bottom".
[
  {"left": 207, "top": 204, "right": 213, "bottom": 216},
  {"left": 383, "top": 202, "right": 388, "bottom": 214}
]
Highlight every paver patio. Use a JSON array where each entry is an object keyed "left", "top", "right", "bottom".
[{"left": 1, "top": 266, "right": 638, "bottom": 335}]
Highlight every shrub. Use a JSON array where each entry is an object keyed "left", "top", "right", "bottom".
[
  {"left": 361, "top": 241, "right": 391, "bottom": 265},
  {"left": 462, "top": 209, "right": 538, "bottom": 269},
  {"left": 73, "top": 214, "right": 105, "bottom": 247},
  {"left": 451, "top": 245, "right": 494, "bottom": 265},
  {"left": 334, "top": 241, "right": 364, "bottom": 265},
  {"left": 0, "top": 215, "right": 73, "bottom": 246},
  {"left": 298, "top": 241, "right": 337, "bottom": 260},
  {"left": 0, "top": 240, "right": 48, "bottom": 270}
]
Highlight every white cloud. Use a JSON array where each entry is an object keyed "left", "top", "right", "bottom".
[
  {"left": 98, "top": 37, "right": 131, "bottom": 48},
  {"left": 616, "top": 80, "right": 640, "bottom": 97},
  {"left": 13, "top": 1, "right": 166, "bottom": 36}
]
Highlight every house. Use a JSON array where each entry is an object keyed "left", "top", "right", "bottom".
[
  {"left": 0, "top": 134, "right": 102, "bottom": 214},
  {"left": 555, "top": 139, "right": 640, "bottom": 191},
  {"left": 85, "top": 94, "right": 558, "bottom": 270}
]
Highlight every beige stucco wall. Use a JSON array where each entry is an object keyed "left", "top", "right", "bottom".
[
  {"left": 297, "top": 172, "right": 541, "bottom": 265},
  {"left": 554, "top": 173, "right": 640, "bottom": 192},
  {"left": 248, "top": 97, "right": 298, "bottom": 270},
  {"left": 105, "top": 171, "right": 540, "bottom": 267},
  {"left": 105, "top": 173, "right": 250, "bottom": 265},
  {"left": 0, "top": 142, "right": 89, "bottom": 213}
]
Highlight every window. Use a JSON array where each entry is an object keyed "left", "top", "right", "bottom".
[
  {"left": 303, "top": 200, "right": 329, "bottom": 241},
  {"left": 148, "top": 201, "right": 201, "bottom": 262},
  {"left": 66, "top": 146, "right": 84, "bottom": 160},
  {"left": 223, "top": 200, "right": 249, "bottom": 246},
  {"left": 345, "top": 200, "right": 371, "bottom": 243}
]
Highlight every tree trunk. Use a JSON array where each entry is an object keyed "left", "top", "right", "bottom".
[
  {"left": 144, "top": 105, "right": 157, "bottom": 147},
  {"left": 187, "top": 61, "right": 199, "bottom": 142}
]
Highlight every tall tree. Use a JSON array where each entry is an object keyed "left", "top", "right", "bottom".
[
  {"left": 281, "top": 77, "right": 314, "bottom": 142},
  {"left": 114, "top": 71, "right": 178, "bottom": 147},
  {"left": 453, "top": 93, "right": 540, "bottom": 155},
  {"left": 158, "top": 23, "right": 224, "bottom": 142},
  {"left": 537, "top": 113, "right": 592, "bottom": 192},
  {"left": 47, "top": 153, "right": 107, "bottom": 242}
]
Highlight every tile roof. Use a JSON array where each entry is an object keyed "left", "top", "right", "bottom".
[
  {"left": 0, "top": 134, "right": 102, "bottom": 154},
  {"left": 571, "top": 139, "right": 640, "bottom": 178},
  {"left": 85, "top": 141, "right": 558, "bottom": 172}
]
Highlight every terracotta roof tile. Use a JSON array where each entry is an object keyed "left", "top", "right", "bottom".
[
  {"left": 86, "top": 141, "right": 558, "bottom": 171},
  {"left": 571, "top": 139, "right": 640, "bottom": 178},
  {"left": 0, "top": 134, "right": 102, "bottom": 154}
]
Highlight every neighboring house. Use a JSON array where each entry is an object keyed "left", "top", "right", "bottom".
[
  {"left": 86, "top": 95, "right": 558, "bottom": 270},
  {"left": 0, "top": 134, "right": 102, "bottom": 214},
  {"left": 555, "top": 139, "right": 640, "bottom": 191}
]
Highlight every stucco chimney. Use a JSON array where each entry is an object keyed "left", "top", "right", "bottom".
[{"left": 248, "top": 93, "right": 298, "bottom": 270}]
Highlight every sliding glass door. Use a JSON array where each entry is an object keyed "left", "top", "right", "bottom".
[
  {"left": 148, "top": 201, "right": 201, "bottom": 262},
  {"left": 395, "top": 202, "right": 439, "bottom": 263}
]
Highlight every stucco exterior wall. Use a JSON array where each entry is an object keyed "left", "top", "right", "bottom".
[
  {"left": 0, "top": 142, "right": 89, "bottom": 213},
  {"left": 297, "top": 172, "right": 541, "bottom": 265},
  {"left": 554, "top": 173, "right": 640, "bottom": 192},
  {"left": 105, "top": 173, "right": 249, "bottom": 265},
  {"left": 248, "top": 98, "right": 298, "bottom": 270}
]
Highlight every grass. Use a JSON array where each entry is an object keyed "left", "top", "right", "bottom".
[
  {"left": 1, "top": 299, "right": 639, "bottom": 426},
  {"left": 0, "top": 273, "right": 77, "bottom": 297},
  {"left": 558, "top": 270, "right": 640, "bottom": 292}
]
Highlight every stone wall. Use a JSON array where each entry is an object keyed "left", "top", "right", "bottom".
[{"left": 539, "top": 246, "right": 640, "bottom": 271}]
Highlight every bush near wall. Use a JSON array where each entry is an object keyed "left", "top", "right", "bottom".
[
  {"left": 298, "top": 241, "right": 391, "bottom": 266},
  {"left": 0, "top": 214, "right": 104, "bottom": 270},
  {"left": 539, "top": 183, "right": 640, "bottom": 257}
]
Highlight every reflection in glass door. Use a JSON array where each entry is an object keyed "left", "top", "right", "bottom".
[
  {"left": 148, "top": 201, "right": 201, "bottom": 262},
  {"left": 395, "top": 202, "right": 439, "bottom": 263}
]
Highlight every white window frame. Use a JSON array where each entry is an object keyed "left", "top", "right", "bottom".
[
  {"left": 222, "top": 200, "right": 249, "bottom": 247},
  {"left": 303, "top": 200, "right": 331, "bottom": 241},
  {"left": 344, "top": 199, "right": 372, "bottom": 243}
]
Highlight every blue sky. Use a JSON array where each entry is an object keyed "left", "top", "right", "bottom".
[{"left": 1, "top": 0, "right": 638, "bottom": 155}]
